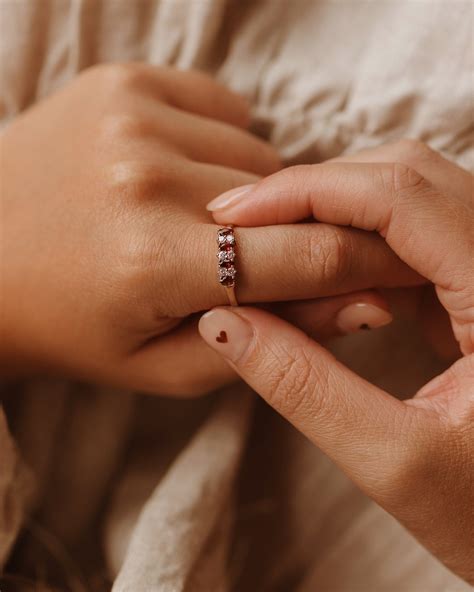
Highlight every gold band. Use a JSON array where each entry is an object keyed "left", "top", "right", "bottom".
[
  {"left": 217, "top": 226, "right": 238, "bottom": 306},
  {"left": 226, "top": 285, "right": 238, "bottom": 307}
]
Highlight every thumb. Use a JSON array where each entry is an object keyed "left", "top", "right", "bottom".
[{"left": 198, "top": 306, "right": 422, "bottom": 490}]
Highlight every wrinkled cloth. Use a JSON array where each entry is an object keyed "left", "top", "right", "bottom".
[{"left": 1, "top": 1, "right": 473, "bottom": 590}]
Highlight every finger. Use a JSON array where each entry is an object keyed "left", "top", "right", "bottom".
[
  {"left": 207, "top": 162, "right": 472, "bottom": 304},
  {"left": 183, "top": 161, "right": 260, "bottom": 212},
  {"left": 199, "top": 307, "right": 474, "bottom": 583},
  {"left": 105, "top": 145, "right": 260, "bottom": 212},
  {"left": 117, "top": 316, "right": 236, "bottom": 397},
  {"left": 109, "top": 292, "right": 391, "bottom": 397},
  {"left": 150, "top": 102, "right": 281, "bottom": 176},
  {"left": 198, "top": 306, "right": 419, "bottom": 489},
  {"left": 273, "top": 290, "right": 393, "bottom": 341},
  {"left": 160, "top": 222, "right": 423, "bottom": 317},
  {"left": 212, "top": 161, "right": 474, "bottom": 352},
  {"left": 420, "top": 287, "right": 461, "bottom": 362},
  {"left": 118, "top": 159, "right": 422, "bottom": 317},
  {"left": 125, "top": 64, "right": 251, "bottom": 128},
  {"left": 329, "top": 139, "right": 469, "bottom": 203}
]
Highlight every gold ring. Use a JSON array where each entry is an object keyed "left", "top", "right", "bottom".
[{"left": 217, "top": 226, "right": 238, "bottom": 306}]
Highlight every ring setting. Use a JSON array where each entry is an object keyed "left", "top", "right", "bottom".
[{"left": 217, "top": 227, "right": 238, "bottom": 306}]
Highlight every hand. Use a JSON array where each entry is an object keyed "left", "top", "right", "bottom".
[
  {"left": 200, "top": 140, "right": 474, "bottom": 581},
  {"left": 0, "top": 66, "right": 419, "bottom": 395}
]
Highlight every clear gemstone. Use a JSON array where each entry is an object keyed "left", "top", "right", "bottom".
[
  {"left": 217, "top": 228, "right": 235, "bottom": 247},
  {"left": 218, "top": 265, "right": 236, "bottom": 285},
  {"left": 218, "top": 248, "right": 235, "bottom": 263}
]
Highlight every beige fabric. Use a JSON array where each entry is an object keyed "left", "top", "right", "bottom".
[{"left": 1, "top": 1, "right": 473, "bottom": 590}]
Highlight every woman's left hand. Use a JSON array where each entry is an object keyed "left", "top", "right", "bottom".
[
  {"left": 1, "top": 66, "right": 419, "bottom": 396},
  {"left": 200, "top": 140, "right": 474, "bottom": 582}
]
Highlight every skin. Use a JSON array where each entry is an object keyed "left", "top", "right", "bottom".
[
  {"left": 0, "top": 64, "right": 420, "bottom": 396},
  {"left": 201, "top": 140, "right": 474, "bottom": 582}
]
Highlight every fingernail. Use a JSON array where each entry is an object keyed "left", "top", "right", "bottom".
[
  {"left": 207, "top": 184, "right": 255, "bottom": 212},
  {"left": 199, "top": 308, "right": 254, "bottom": 362},
  {"left": 336, "top": 303, "right": 393, "bottom": 334}
]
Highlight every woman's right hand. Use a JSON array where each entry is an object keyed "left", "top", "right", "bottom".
[
  {"left": 0, "top": 64, "right": 419, "bottom": 395},
  {"left": 201, "top": 140, "right": 474, "bottom": 580}
]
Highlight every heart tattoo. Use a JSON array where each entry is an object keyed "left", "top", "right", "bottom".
[{"left": 216, "top": 330, "right": 228, "bottom": 343}]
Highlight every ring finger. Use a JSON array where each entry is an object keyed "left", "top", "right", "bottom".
[{"left": 158, "top": 218, "right": 423, "bottom": 316}]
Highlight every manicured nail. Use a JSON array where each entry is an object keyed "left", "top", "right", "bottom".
[
  {"left": 199, "top": 308, "right": 254, "bottom": 362},
  {"left": 336, "top": 303, "right": 393, "bottom": 334},
  {"left": 206, "top": 184, "right": 255, "bottom": 212}
]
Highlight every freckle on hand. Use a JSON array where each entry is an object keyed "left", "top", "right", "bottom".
[{"left": 216, "top": 330, "right": 228, "bottom": 343}]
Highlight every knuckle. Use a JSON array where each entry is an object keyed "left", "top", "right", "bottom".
[
  {"left": 105, "top": 159, "right": 174, "bottom": 203},
  {"left": 97, "top": 62, "right": 145, "bottom": 91},
  {"left": 263, "top": 347, "right": 313, "bottom": 416},
  {"left": 259, "top": 341, "right": 329, "bottom": 420},
  {"left": 388, "top": 162, "right": 426, "bottom": 194},
  {"left": 99, "top": 113, "right": 151, "bottom": 141},
  {"left": 273, "top": 164, "right": 314, "bottom": 195},
  {"left": 312, "top": 226, "right": 352, "bottom": 287},
  {"left": 375, "top": 162, "right": 433, "bottom": 237},
  {"left": 380, "top": 163, "right": 432, "bottom": 208}
]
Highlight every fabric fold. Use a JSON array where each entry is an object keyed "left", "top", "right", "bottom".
[{"left": 112, "top": 387, "right": 253, "bottom": 592}]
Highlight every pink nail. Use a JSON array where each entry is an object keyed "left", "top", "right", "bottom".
[
  {"left": 199, "top": 308, "right": 255, "bottom": 362},
  {"left": 206, "top": 184, "right": 255, "bottom": 212},
  {"left": 336, "top": 303, "right": 393, "bottom": 334}
]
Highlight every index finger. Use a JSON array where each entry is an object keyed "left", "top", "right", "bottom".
[
  {"left": 207, "top": 162, "right": 473, "bottom": 293},
  {"left": 328, "top": 139, "right": 470, "bottom": 203}
]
